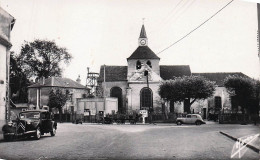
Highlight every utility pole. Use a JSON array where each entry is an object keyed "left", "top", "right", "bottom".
[
  {"left": 257, "top": 3, "right": 260, "bottom": 73},
  {"left": 257, "top": 3, "right": 260, "bottom": 80},
  {"left": 103, "top": 64, "right": 106, "bottom": 98},
  {"left": 144, "top": 70, "right": 149, "bottom": 88},
  {"left": 257, "top": 3, "right": 260, "bottom": 122}
]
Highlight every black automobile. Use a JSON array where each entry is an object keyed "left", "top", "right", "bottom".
[{"left": 2, "top": 110, "right": 57, "bottom": 141}]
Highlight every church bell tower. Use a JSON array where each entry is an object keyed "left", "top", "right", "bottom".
[
  {"left": 127, "top": 24, "right": 161, "bottom": 80},
  {"left": 138, "top": 25, "right": 148, "bottom": 46}
]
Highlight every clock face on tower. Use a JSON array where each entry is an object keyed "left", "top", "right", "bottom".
[{"left": 140, "top": 39, "right": 146, "bottom": 45}]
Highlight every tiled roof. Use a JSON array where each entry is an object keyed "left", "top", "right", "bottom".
[
  {"left": 97, "top": 65, "right": 128, "bottom": 82},
  {"left": 192, "top": 72, "right": 249, "bottom": 86},
  {"left": 139, "top": 25, "right": 147, "bottom": 38},
  {"left": 98, "top": 65, "right": 191, "bottom": 82},
  {"left": 127, "top": 46, "right": 160, "bottom": 60},
  {"left": 160, "top": 65, "right": 191, "bottom": 80},
  {"left": 28, "top": 77, "right": 87, "bottom": 89}
]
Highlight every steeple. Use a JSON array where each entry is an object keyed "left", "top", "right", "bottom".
[
  {"left": 138, "top": 25, "right": 148, "bottom": 46},
  {"left": 139, "top": 25, "right": 147, "bottom": 38}
]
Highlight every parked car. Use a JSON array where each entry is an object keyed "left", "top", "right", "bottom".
[
  {"left": 176, "top": 114, "right": 206, "bottom": 125},
  {"left": 2, "top": 110, "right": 57, "bottom": 141}
]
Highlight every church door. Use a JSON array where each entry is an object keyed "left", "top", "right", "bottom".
[
  {"left": 110, "top": 87, "right": 123, "bottom": 113},
  {"left": 140, "top": 87, "right": 153, "bottom": 110}
]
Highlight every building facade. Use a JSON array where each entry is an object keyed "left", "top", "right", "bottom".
[
  {"left": 191, "top": 72, "right": 248, "bottom": 119},
  {"left": 98, "top": 25, "right": 250, "bottom": 119},
  {"left": 28, "top": 77, "right": 89, "bottom": 113},
  {"left": 98, "top": 25, "right": 191, "bottom": 114},
  {"left": 0, "top": 7, "right": 15, "bottom": 130}
]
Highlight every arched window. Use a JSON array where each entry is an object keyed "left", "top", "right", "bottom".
[
  {"left": 140, "top": 87, "right": 153, "bottom": 109},
  {"left": 146, "top": 60, "right": 152, "bottom": 68},
  {"left": 136, "top": 60, "right": 141, "bottom": 70},
  {"left": 110, "top": 87, "right": 123, "bottom": 113}
]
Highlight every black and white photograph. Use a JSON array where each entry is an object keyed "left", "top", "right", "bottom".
[{"left": 0, "top": 0, "right": 260, "bottom": 159}]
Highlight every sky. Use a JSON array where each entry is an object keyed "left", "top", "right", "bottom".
[{"left": 1, "top": 0, "right": 259, "bottom": 85}]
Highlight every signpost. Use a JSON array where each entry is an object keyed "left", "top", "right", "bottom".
[{"left": 139, "top": 110, "right": 148, "bottom": 124}]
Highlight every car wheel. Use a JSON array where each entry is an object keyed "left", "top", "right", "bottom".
[
  {"left": 50, "top": 127, "right": 56, "bottom": 136},
  {"left": 195, "top": 121, "right": 201, "bottom": 125},
  {"left": 177, "top": 121, "right": 182, "bottom": 125},
  {"left": 34, "top": 127, "right": 41, "bottom": 140}
]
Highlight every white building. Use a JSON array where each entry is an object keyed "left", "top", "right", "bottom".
[{"left": 0, "top": 6, "right": 15, "bottom": 129}]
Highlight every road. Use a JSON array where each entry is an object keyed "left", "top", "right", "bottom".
[{"left": 0, "top": 123, "right": 259, "bottom": 160}]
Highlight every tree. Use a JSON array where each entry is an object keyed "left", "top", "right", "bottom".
[
  {"left": 9, "top": 52, "right": 31, "bottom": 103},
  {"left": 224, "top": 75, "right": 259, "bottom": 115},
  {"left": 158, "top": 76, "right": 216, "bottom": 113},
  {"left": 48, "top": 89, "right": 69, "bottom": 122},
  {"left": 18, "top": 39, "right": 72, "bottom": 79}
]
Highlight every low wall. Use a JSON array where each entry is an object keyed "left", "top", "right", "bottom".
[{"left": 219, "top": 113, "right": 258, "bottom": 124}]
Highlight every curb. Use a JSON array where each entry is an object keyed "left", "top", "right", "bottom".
[{"left": 219, "top": 131, "right": 260, "bottom": 153}]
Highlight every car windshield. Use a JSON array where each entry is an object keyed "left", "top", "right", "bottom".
[{"left": 20, "top": 112, "right": 40, "bottom": 119}]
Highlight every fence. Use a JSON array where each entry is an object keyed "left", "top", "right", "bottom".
[{"left": 219, "top": 113, "right": 252, "bottom": 124}]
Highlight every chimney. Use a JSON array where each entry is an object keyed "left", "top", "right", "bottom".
[{"left": 76, "top": 75, "right": 81, "bottom": 84}]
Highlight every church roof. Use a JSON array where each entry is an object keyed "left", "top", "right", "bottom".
[
  {"left": 127, "top": 46, "right": 160, "bottom": 60},
  {"left": 98, "top": 65, "right": 192, "bottom": 82},
  {"left": 160, "top": 65, "right": 191, "bottom": 80},
  {"left": 28, "top": 77, "right": 86, "bottom": 89},
  {"left": 98, "top": 65, "right": 128, "bottom": 82},
  {"left": 192, "top": 72, "right": 249, "bottom": 86},
  {"left": 139, "top": 25, "right": 147, "bottom": 38}
]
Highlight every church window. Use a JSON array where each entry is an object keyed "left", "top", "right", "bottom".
[
  {"left": 140, "top": 87, "right": 153, "bottom": 109},
  {"left": 147, "top": 61, "right": 152, "bottom": 68},
  {"left": 136, "top": 60, "right": 141, "bottom": 70}
]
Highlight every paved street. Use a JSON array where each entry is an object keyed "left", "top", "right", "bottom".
[{"left": 0, "top": 123, "right": 259, "bottom": 160}]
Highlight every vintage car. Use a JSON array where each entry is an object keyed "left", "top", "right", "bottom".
[
  {"left": 2, "top": 110, "right": 57, "bottom": 141},
  {"left": 176, "top": 114, "right": 206, "bottom": 125}
]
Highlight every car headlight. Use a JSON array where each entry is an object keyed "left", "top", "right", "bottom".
[
  {"left": 27, "top": 121, "right": 31, "bottom": 125},
  {"left": 7, "top": 122, "right": 13, "bottom": 126}
]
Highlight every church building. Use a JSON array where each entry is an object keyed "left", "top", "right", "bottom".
[{"left": 97, "top": 25, "right": 191, "bottom": 114}]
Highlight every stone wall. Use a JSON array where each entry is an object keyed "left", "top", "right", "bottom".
[
  {"left": 190, "top": 87, "right": 231, "bottom": 119},
  {"left": 0, "top": 44, "right": 7, "bottom": 131},
  {"left": 0, "top": 7, "right": 14, "bottom": 131},
  {"left": 102, "top": 81, "right": 128, "bottom": 112},
  {"left": 128, "top": 82, "right": 161, "bottom": 113}
]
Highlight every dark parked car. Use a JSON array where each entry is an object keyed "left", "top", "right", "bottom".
[{"left": 2, "top": 110, "right": 57, "bottom": 141}]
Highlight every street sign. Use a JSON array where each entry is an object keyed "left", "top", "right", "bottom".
[
  {"left": 84, "top": 109, "right": 90, "bottom": 116},
  {"left": 139, "top": 110, "right": 148, "bottom": 117}
]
